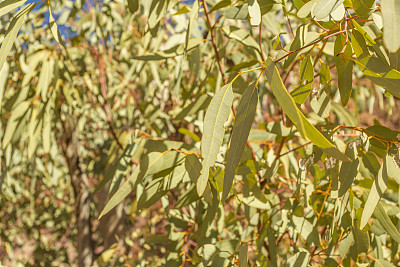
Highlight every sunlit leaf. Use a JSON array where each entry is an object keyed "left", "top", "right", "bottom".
[
  {"left": 0, "top": 3, "right": 37, "bottom": 72},
  {"left": 198, "top": 84, "right": 234, "bottom": 196},
  {"left": 381, "top": 0, "right": 400, "bottom": 52}
]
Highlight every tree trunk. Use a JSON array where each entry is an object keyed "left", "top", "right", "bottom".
[{"left": 61, "top": 117, "right": 94, "bottom": 267}]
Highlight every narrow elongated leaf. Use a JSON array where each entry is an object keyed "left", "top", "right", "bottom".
[
  {"left": 313, "top": 0, "right": 344, "bottom": 20},
  {"left": 381, "top": 0, "right": 400, "bottom": 52},
  {"left": 354, "top": 56, "right": 400, "bottom": 98},
  {"left": 291, "top": 55, "right": 314, "bottom": 104},
  {"left": 0, "top": 62, "right": 8, "bottom": 112},
  {"left": 2, "top": 100, "right": 30, "bottom": 149},
  {"left": 248, "top": 0, "right": 261, "bottom": 26},
  {"left": 198, "top": 84, "right": 233, "bottom": 196},
  {"left": 42, "top": 104, "right": 52, "bottom": 154},
  {"left": 48, "top": 0, "right": 65, "bottom": 47},
  {"left": 239, "top": 243, "right": 248, "bottom": 267},
  {"left": 223, "top": 83, "right": 258, "bottom": 200},
  {"left": 209, "top": 0, "right": 231, "bottom": 13},
  {"left": 225, "top": 4, "right": 248, "bottom": 20},
  {"left": 374, "top": 199, "right": 400, "bottom": 243},
  {"left": 99, "top": 150, "right": 185, "bottom": 218},
  {"left": 360, "top": 155, "right": 389, "bottom": 229},
  {"left": 283, "top": 25, "right": 308, "bottom": 68},
  {"left": 0, "top": 3, "right": 36, "bottom": 72},
  {"left": 334, "top": 34, "right": 353, "bottom": 106},
  {"left": 0, "top": 0, "right": 26, "bottom": 17},
  {"left": 353, "top": 0, "right": 376, "bottom": 17},
  {"left": 264, "top": 58, "right": 348, "bottom": 161},
  {"left": 338, "top": 144, "right": 359, "bottom": 197},
  {"left": 185, "top": 0, "right": 199, "bottom": 51}
]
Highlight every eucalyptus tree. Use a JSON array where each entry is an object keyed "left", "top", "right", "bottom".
[{"left": 1, "top": 0, "right": 400, "bottom": 266}]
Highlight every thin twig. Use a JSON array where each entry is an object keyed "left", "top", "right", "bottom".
[
  {"left": 201, "top": 0, "right": 227, "bottom": 84},
  {"left": 274, "top": 31, "right": 345, "bottom": 64},
  {"left": 91, "top": 48, "right": 124, "bottom": 150}
]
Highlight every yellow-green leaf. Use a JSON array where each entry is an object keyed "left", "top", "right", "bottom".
[
  {"left": 0, "top": 0, "right": 26, "bottom": 17},
  {"left": 99, "top": 150, "right": 184, "bottom": 218},
  {"left": 199, "top": 84, "right": 234, "bottom": 196},
  {"left": 48, "top": 0, "right": 65, "bottom": 47},
  {"left": 360, "top": 154, "right": 389, "bottom": 229},
  {"left": 0, "top": 3, "right": 36, "bottom": 72},
  {"left": 264, "top": 57, "right": 348, "bottom": 161}
]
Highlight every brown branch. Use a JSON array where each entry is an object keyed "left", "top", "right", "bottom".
[
  {"left": 91, "top": 48, "right": 124, "bottom": 151},
  {"left": 274, "top": 30, "right": 345, "bottom": 64},
  {"left": 259, "top": 23, "right": 266, "bottom": 61},
  {"left": 202, "top": 0, "right": 263, "bottom": 181},
  {"left": 201, "top": 0, "right": 227, "bottom": 84}
]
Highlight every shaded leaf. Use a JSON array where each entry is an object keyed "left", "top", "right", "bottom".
[
  {"left": 360, "top": 155, "right": 389, "bottom": 229},
  {"left": 334, "top": 33, "right": 353, "bottom": 106},
  {"left": 223, "top": 82, "right": 258, "bottom": 200},
  {"left": 337, "top": 144, "right": 359, "bottom": 197}
]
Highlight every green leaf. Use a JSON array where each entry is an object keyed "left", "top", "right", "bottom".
[
  {"left": 297, "top": 0, "right": 317, "bottom": 18},
  {"left": 178, "top": 128, "right": 200, "bottom": 142},
  {"left": 334, "top": 33, "right": 353, "bottom": 106},
  {"left": 291, "top": 55, "right": 314, "bottom": 104},
  {"left": 264, "top": 58, "right": 348, "bottom": 161},
  {"left": 354, "top": 56, "right": 400, "bottom": 98},
  {"left": 0, "top": 62, "right": 9, "bottom": 113},
  {"left": 2, "top": 100, "right": 30, "bottom": 149},
  {"left": 223, "top": 82, "right": 258, "bottom": 201},
  {"left": 284, "top": 248, "right": 310, "bottom": 267},
  {"left": 42, "top": 103, "right": 52, "bottom": 154},
  {"left": 381, "top": 0, "right": 400, "bottom": 52},
  {"left": 239, "top": 243, "right": 248, "bottom": 267},
  {"left": 351, "top": 29, "right": 370, "bottom": 58},
  {"left": 353, "top": 0, "right": 376, "bottom": 17},
  {"left": 360, "top": 155, "right": 389, "bottom": 229},
  {"left": 337, "top": 143, "right": 359, "bottom": 197},
  {"left": 173, "top": 94, "right": 211, "bottom": 120},
  {"left": 185, "top": 0, "right": 199, "bottom": 51},
  {"left": 374, "top": 198, "right": 400, "bottom": 243},
  {"left": 199, "top": 244, "right": 220, "bottom": 265},
  {"left": 0, "top": 0, "right": 26, "bottom": 17},
  {"left": 209, "top": 0, "right": 231, "bottom": 13},
  {"left": 248, "top": 0, "right": 261, "bottom": 26},
  {"left": 0, "top": 3, "right": 36, "bottom": 72},
  {"left": 313, "top": 0, "right": 344, "bottom": 20},
  {"left": 225, "top": 4, "right": 248, "bottom": 20},
  {"left": 283, "top": 25, "right": 308, "bottom": 68},
  {"left": 48, "top": 1, "right": 65, "bottom": 47},
  {"left": 198, "top": 84, "right": 233, "bottom": 196},
  {"left": 127, "top": 0, "right": 139, "bottom": 13},
  {"left": 99, "top": 150, "right": 185, "bottom": 218},
  {"left": 310, "top": 91, "right": 330, "bottom": 119},
  {"left": 292, "top": 216, "right": 320, "bottom": 246}
]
